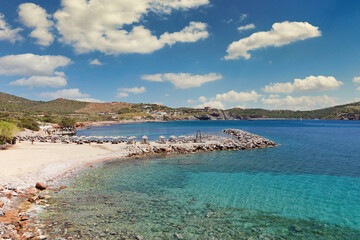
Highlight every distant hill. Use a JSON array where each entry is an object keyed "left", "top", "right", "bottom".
[
  {"left": 0, "top": 91, "right": 360, "bottom": 120},
  {"left": 0, "top": 92, "right": 40, "bottom": 112},
  {"left": 0, "top": 92, "right": 133, "bottom": 114}
]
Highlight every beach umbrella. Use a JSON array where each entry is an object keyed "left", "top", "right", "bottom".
[
  {"left": 179, "top": 135, "right": 187, "bottom": 138},
  {"left": 142, "top": 135, "right": 148, "bottom": 139},
  {"left": 159, "top": 135, "right": 166, "bottom": 139},
  {"left": 170, "top": 135, "right": 177, "bottom": 139},
  {"left": 128, "top": 136, "right": 137, "bottom": 140}
]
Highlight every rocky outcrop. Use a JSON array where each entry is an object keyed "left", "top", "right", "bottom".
[{"left": 222, "top": 129, "right": 276, "bottom": 148}]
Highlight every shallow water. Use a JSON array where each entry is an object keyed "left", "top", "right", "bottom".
[{"left": 40, "top": 120, "right": 360, "bottom": 239}]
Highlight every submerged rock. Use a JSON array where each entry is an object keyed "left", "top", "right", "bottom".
[{"left": 35, "top": 183, "right": 47, "bottom": 191}]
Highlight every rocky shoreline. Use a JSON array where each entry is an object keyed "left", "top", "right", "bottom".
[{"left": 0, "top": 129, "right": 276, "bottom": 239}]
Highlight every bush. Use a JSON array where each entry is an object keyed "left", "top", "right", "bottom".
[
  {"left": 20, "top": 118, "right": 40, "bottom": 131},
  {"left": 0, "top": 121, "right": 19, "bottom": 144},
  {"left": 59, "top": 117, "right": 76, "bottom": 128}
]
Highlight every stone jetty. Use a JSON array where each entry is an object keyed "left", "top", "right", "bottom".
[
  {"left": 125, "top": 129, "right": 276, "bottom": 157},
  {"left": 222, "top": 129, "right": 276, "bottom": 149}
]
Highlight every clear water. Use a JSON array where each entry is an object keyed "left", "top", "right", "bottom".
[{"left": 40, "top": 120, "right": 360, "bottom": 239}]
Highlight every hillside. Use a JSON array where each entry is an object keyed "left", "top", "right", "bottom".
[
  {"left": 0, "top": 91, "right": 360, "bottom": 120},
  {"left": 0, "top": 92, "right": 41, "bottom": 112}
]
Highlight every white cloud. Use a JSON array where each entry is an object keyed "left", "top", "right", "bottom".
[
  {"left": 357, "top": 87, "right": 360, "bottom": 91},
  {"left": 263, "top": 76, "right": 343, "bottom": 93},
  {"left": 195, "top": 100, "right": 225, "bottom": 109},
  {"left": 141, "top": 74, "right": 164, "bottom": 82},
  {"left": 40, "top": 88, "right": 90, "bottom": 99},
  {"left": 237, "top": 23, "right": 255, "bottom": 32},
  {"left": 353, "top": 77, "right": 360, "bottom": 83},
  {"left": 142, "top": 73, "right": 222, "bottom": 89},
  {"left": 9, "top": 76, "right": 67, "bottom": 88},
  {"left": 233, "top": 105, "right": 246, "bottom": 109},
  {"left": 89, "top": 59, "right": 103, "bottom": 65},
  {"left": 269, "top": 94, "right": 280, "bottom": 98},
  {"left": 160, "top": 22, "right": 208, "bottom": 46},
  {"left": 0, "top": 13, "right": 22, "bottom": 42},
  {"left": 116, "top": 86, "right": 146, "bottom": 98},
  {"left": 54, "top": 71, "right": 66, "bottom": 77},
  {"left": 191, "top": 90, "right": 260, "bottom": 109},
  {"left": 74, "top": 98, "right": 103, "bottom": 103},
  {"left": 116, "top": 92, "right": 129, "bottom": 98},
  {"left": 18, "top": 3, "right": 54, "bottom": 46},
  {"left": 262, "top": 95, "right": 337, "bottom": 110},
  {"left": 198, "top": 96, "right": 207, "bottom": 102},
  {"left": 0, "top": 54, "right": 72, "bottom": 76},
  {"left": 187, "top": 99, "right": 195, "bottom": 104},
  {"left": 225, "top": 21, "right": 321, "bottom": 60},
  {"left": 119, "top": 86, "right": 146, "bottom": 94},
  {"left": 54, "top": 0, "right": 209, "bottom": 55},
  {"left": 215, "top": 90, "right": 261, "bottom": 102}
]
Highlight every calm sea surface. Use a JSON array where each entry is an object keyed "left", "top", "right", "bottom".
[{"left": 40, "top": 120, "right": 360, "bottom": 239}]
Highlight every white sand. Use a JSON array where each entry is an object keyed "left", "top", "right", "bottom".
[
  {"left": 0, "top": 142, "right": 128, "bottom": 188},
  {"left": 0, "top": 139, "right": 223, "bottom": 188}
]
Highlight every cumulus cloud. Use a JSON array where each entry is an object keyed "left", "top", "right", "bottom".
[
  {"left": 194, "top": 100, "right": 225, "bottom": 109},
  {"left": 191, "top": 90, "right": 260, "bottom": 109},
  {"left": 225, "top": 21, "right": 321, "bottom": 60},
  {"left": 116, "top": 86, "right": 146, "bottom": 98},
  {"left": 160, "top": 22, "right": 209, "bottom": 46},
  {"left": 39, "top": 88, "right": 101, "bottom": 102},
  {"left": 263, "top": 76, "right": 343, "bottom": 93},
  {"left": 0, "top": 13, "right": 22, "bottom": 42},
  {"left": 54, "top": 0, "right": 209, "bottom": 55},
  {"left": 198, "top": 96, "right": 207, "bottom": 102},
  {"left": 353, "top": 77, "right": 360, "bottom": 83},
  {"left": 9, "top": 76, "right": 67, "bottom": 88},
  {"left": 89, "top": 59, "right": 103, "bottom": 65},
  {"left": 0, "top": 54, "right": 71, "bottom": 76},
  {"left": 237, "top": 23, "right": 255, "bottom": 32},
  {"left": 215, "top": 90, "right": 261, "bottom": 102},
  {"left": 262, "top": 95, "right": 337, "bottom": 110},
  {"left": 18, "top": 3, "right": 54, "bottom": 46},
  {"left": 142, "top": 73, "right": 222, "bottom": 89}
]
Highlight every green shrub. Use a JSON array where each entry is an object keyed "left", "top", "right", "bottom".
[
  {"left": 0, "top": 121, "right": 19, "bottom": 144},
  {"left": 19, "top": 118, "right": 40, "bottom": 131},
  {"left": 59, "top": 117, "right": 76, "bottom": 128}
]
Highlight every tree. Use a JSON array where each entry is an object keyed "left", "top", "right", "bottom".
[
  {"left": 0, "top": 122, "right": 19, "bottom": 144},
  {"left": 59, "top": 117, "right": 76, "bottom": 128}
]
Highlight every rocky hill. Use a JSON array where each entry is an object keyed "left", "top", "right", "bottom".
[{"left": 1, "top": 91, "right": 360, "bottom": 120}]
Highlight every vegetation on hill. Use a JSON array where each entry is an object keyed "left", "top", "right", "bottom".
[
  {"left": 59, "top": 117, "right": 76, "bottom": 128},
  {"left": 0, "top": 91, "right": 360, "bottom": 122}
]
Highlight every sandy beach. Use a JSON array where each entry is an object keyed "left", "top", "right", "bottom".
[{"left": 0, "top": 142, "right": 126, "bottom": 188}]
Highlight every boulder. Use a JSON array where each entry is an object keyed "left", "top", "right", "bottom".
[{"left": 35, "top": 182, "right": 47, "bottom": 190}]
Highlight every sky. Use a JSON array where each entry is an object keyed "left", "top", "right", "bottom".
[{"left": 1, "top": 0, "right": 360, "bottom": 110}]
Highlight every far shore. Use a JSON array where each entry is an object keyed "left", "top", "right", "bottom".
[{"left": 75, "top": 119, "right": 167, "bottom": 129}]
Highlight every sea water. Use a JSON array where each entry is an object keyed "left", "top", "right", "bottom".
[{"left": 40, "top": 120, "right": 360, "bottom": 239}]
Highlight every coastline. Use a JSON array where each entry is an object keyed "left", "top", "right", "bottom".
[{"left": 0, "top": 129, "right": 276, "bottom": 239}]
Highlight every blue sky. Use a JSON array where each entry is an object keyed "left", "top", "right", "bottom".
[{"left": 1, "top": 0, "right": 360, "bottom": 110}]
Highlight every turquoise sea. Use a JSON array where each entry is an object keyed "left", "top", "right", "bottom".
[{"left": 40, "top": 120, "right": 360, "bottom": 239}]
